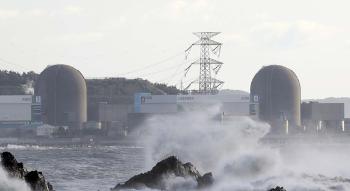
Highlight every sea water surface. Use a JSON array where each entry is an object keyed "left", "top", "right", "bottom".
[
  {"left": 0, "top": 144, "right": 145, "bottom": 191},
  {"left": 2, "top": 111, "right": 350, "bottom": 191}
]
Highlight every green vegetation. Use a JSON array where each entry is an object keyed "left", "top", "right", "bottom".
[
  {"left": 0, "top": 70, "right": 182, "bottom": 102},
  {"left": 87, "top": 78, "right": 183, "bottom": 104},
  {"left": 0, "top": 70, "right": 38, "bottom": 95}
]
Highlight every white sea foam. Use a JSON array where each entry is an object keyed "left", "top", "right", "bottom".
[
  {"left": 133, "top": 104, "right": 350, "bottom": 191},
  {"left": 1, "top": 144, "right": 56, "bottom": 150},
  {"left": 0, "top": 167, "right": 30, "bottom": 191}
]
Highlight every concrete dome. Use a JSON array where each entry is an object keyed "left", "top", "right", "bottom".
[
  {"left": 250, "top": 65, "right": 301, "bottom": 131},
  {"left": 35, "top": 65, "right": 87, "bottom": 129}
]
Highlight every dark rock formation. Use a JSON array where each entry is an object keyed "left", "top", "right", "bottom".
[
  {"left": 1, "top": 151, "right": 26, "bottom": 178},
  {"left": 197, "top": 172, "right": 214, "bottom": 188},
  {"left": 1, "top": 151, "right": 54, "bottom": 191},
  {"left": 268, "top": 186, "right": 286, "bottom": 191},
  {"left": 112, "top": 156, "right": 213, "bottom": 190}
]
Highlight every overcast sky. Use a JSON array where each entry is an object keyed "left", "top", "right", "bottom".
[{"left": 0, "top": 0, "right": 349, "bottom": 99}]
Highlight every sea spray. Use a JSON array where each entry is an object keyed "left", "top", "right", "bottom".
[
  {"left": 0, "top": 167, "right": 30, "bottom": 191},
  {"left": 131, "top": 105, "right": 350, "bottom": 191}
]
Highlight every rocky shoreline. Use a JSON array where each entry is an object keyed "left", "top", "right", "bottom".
[
  {"left": 1, "top": 152, "right": 53, "bottom": 191},
  {"left": 112, "top": 156, "right": 214, "bottom": 190},
  {"left": 112, "top": 156, "right": 286, "bottom": 191},
  {"left": 1, "top": 152, "right": 285, "bottom": 191}
]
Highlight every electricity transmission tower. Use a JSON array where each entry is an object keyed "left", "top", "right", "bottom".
[{"left": 184, "top": 32, "right": 224, "bottom": 94}]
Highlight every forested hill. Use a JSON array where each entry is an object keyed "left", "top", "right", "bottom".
[
  {"left": 0, "top": 70, "right": 38, "bottom": 95},
  {"left": 86, "top": 78, "right": 183, "bottom": 104},
  {"left": 0, "top": 70, "right": 181, "bottom": 99}
]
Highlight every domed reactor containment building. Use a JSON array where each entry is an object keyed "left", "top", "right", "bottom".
[
  {"left": 250, "top": 65, "right": 301, "bottom": 133},
  {"left": 35, "top": 65, "right": 87, "bottom": 129}
]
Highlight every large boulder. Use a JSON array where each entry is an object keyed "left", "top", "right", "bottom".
[
  {"left": 112, "top": 156, "right": 213, "bottom": 190},
  {"left": 1, "top": 152, "right": 54, "bottom": 191},
  {"left": 268, "top": 186, "right": 286, "bottom": 191},
  {"left": 113, "top": 156, "right": 286, "bottom": 191}
]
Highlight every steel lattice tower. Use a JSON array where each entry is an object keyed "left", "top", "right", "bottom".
[{"left": 184, "top": 32, "right": 224, "bottom": 94}]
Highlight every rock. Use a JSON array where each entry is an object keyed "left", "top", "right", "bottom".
[
  {"left": 1, "top": 151, "right": 26, "bottom": 178},
  {"left": 197, "top": 172, "right": 214, "bottom": 188},
  {"left": 1, "top": 151, "right": 54, "bottom": 191},
  {"left": 268, "top": 186, "right": 286, "bottom": 191},
  {"left": 112, "top": 156, "right": 213, "bottom": 190}
]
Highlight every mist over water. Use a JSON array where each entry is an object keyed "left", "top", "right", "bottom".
[
  {"left": 133, "top": 105, "right": 350, "bottom": 191},
  {"left": 0, "top": 106, "right": 350, "bottom": 190}
]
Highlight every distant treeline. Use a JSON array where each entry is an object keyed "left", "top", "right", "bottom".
[
  {"left": 0, "top": 70, "right": 183, "bottom": 101},
  {"left": 0, "top": 70, "right": 38, "bottom": 95},
  {"left": 87, "top": 78, "right": 183, "bottom": 104}
]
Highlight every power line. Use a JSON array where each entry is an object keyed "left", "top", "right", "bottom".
[
  {"left": 139, "top": 62, "right": 184, "bottom": 78},
  {"left": 141, "top": 56, "right": 203, "bottom": 85},
  {"left": 0, "top": 50, "right": 185, "bottom": 80},
  {"left": 116, "top": 51, "right": 185, "bottom": 77},
  {"left": 156, "top": 59, "right": 188, "bottom": 85}
]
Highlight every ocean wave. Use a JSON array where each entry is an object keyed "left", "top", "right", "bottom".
[
  {"left": 0, "top": 167, "right": 30, "bottom": 191},
  {"left": 0, "top": 144, "right": 57, "bottom": 150},
  {"left": 132, "top": 106, "right": 350, "bottom": 191}
]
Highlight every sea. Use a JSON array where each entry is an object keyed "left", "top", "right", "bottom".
[
  {"left": 0, "top": 144, "right": 145, "bottom": 191},
  {"left": 2, "top": 112, "right": 350, "bottom": 191}
]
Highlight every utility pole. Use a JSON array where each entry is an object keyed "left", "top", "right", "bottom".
[{"left": 184, "top": 32, "right": 224, "bottom": 94}]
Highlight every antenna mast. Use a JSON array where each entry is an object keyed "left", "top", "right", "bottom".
[{"left": 184, "top": 32, "right": 224, "bottom": 94}]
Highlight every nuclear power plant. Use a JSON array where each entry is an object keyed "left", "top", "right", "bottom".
[
  {"left": 35, "top": 64, "right": 87, "bottom": 129},
  {"left": 0, "top": 33, "right": 347, "bottom": 142},
  {"left": 0, "top": 63, "right": 346, "bottom": 140},
  {"left": 250, "top": 65, "right": 301, "bottom": 133}
]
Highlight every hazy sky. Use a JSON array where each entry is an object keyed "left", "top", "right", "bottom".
[{"left": 0, "top": 0, "right": 349, "bottom": 99}]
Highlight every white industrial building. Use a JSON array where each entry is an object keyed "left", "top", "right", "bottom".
[
  {"left": 0, "top": 95, "right": 42, "bottom": 130},
  {"left": 36, "top": 124, "right": 57, "bottom": 137},
  {"left": 0, "top": 95, "right": 32, "bottom": 122},
  {"left": 134, "top": 93, "right": 258, "bottom": 117}
]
